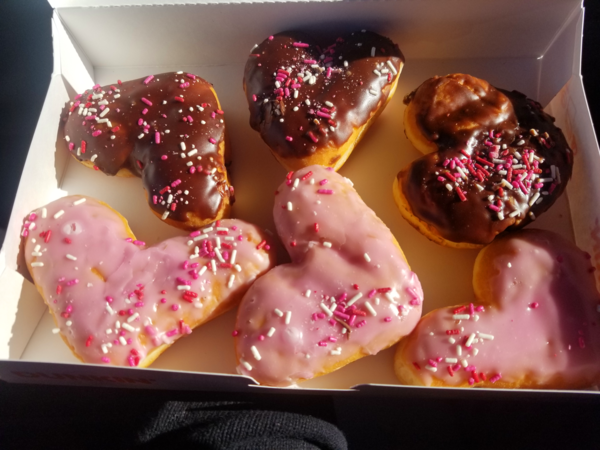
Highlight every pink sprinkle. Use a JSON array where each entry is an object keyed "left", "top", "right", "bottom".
[
  {"left": 133, "top": 240, "right": 145, "bottom": 246},
  {"left": 368, "top": 289, "right": 377, "bottom": 298},
  {"left": 384, "top": 317, "right": 392, "bottom": 322},
  {"left": 142, "top": 108, "right": 148, "bottom": 115},
  {"left": 286, "top": 136, "right": 293, "bottom": 142},
  {"left": 465, "top": 365, "right": 476, "bottom": 372},
  {"left": 469, "top": 378, "right": 475, "bottom": 386},
  {"left": 68, "top": 142, "right": 74, "bottom": 150},
  {"left": 319, "top": 179, "right": 328, "bottom": 185},
  {"left": 231, "top": 330, "right": 239, "bottom": 337},
  {"left": 317, "top": 189, "right": 333, "bottom": 194},
  {"left": 348, "top": 315, "right": 356, "bottom": 326},
  {"left": 318, "top": 341, "right": 328, "bottom": 347},
  {"left": 66, "top": 279, "right": 79, "bottom": 286},
  {"left": 409, "top": 299, "right": 421, "bottom": 306},
  {"left": 428, "top": 359, "right": 438, "bottom": 367},
  {"left": 101, "top": 357, "right": 110, "bottom": 363},
  {"left": 252, "top": 94, "right": 257, "bottom": 102},
  {"left": 171, "top": 304, "right": 179, "bottom": 311},
  {"left": 268, "top": 35, "right": 274, "bottom": 40},
  {"left": 143, "top": 75, "right": 154, "bottom": 85},
  {"left": 189, "top": 166, "right": 196, "bottom": 174},
  {"left": 333, "top": 311, "right": 350, "bottom": 320},
  {"left": 160, "top": 298, "right": 167, "bottom": 304},
  {"left": 186, "top": 73, "right": 196, "bottom": 79},
  {"left": 92, "top": 130, "right": 102, "bottom": 137},
  {"left": 475, "top": 305, "right": 485, "bottom": 312},
  {"left": 154, "top": 132, "right": 161, "bottom": 144},
  {"left": 209, "top": 138, "right": 217, "bottom": 144},
  {"left": 166, "top": 329, "right": 178, "bottom": 337},
  {"left": 141, "top": 97, "right": 152, "bottom": 106},
  {"left": 530, "top": 302, "right": 539, "bottom": 309},
  {"left": 326, "top": 67, "right": 332, "bottom": 78},
  {"left": 316, "top": 111, "right": 331, "bottom": 119},
  {"left": 29, "top": 213, "right": 37, "bottom": 221},
  {"left": 490, "top": 373, "right": 502, "bottom": 383},
  {"left": 317, "top": 312, "right": 326, "bottom": 319},
  {"left": 152, "top": 195, "right": 157, "bottom": 204},
  {"left": 304, "top": 59, "right": 317, "bottom": 64},
  {"left": 137, "top": 118, "right": 143, "bottom": 126},
  {"left": 293, "top": 42, "right": 309, "bottom": 48},
  {"left": 135, "top": 302, "right": 144, "bottom": 307},
  {"left": 329, "top": 336, "right": 337, "bottom": 342},
  {"left": 356, "top": 320, "right": 366, "bottom": 328},
  {"left": 106, "top": 296, "right": 113, "bottom": 303}
]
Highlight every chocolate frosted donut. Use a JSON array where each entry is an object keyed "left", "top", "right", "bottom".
[
  {"left": 394, "top": 74, "right": 572, "bottom": 248},
  {"left": 244, "top": 30, "right": 404, "bottom": 171},
  {"left": 61, "top": 72, "right": 233, "bottom": 230}
]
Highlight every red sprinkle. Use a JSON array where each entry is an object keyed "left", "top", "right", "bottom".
[{"left": 85, "top": 335, "right": 93, "bottom": 347}]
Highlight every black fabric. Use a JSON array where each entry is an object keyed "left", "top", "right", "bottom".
[{"left": 137, "top": 401, "right": 347, "bottom": 450}]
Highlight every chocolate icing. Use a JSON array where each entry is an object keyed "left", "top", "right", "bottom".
[
  {"left": 400, "top": 74, "right": 572, "bottom": 246},
  {"left": 244, "top": 31, "right": 404, "bottom": 165},
  {"left": 61, "top": 72, "right": 232, "bottom": 227}
]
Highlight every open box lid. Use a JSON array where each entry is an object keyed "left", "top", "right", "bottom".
[{"left": 2, "top": 0, "right": 600, "bottom": 393}]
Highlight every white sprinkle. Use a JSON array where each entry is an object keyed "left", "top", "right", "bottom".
[
  {"left": 465, "top": 333, "right": 476, "bottom": 347},
  {"left": 473, "top": 314, "right": 480, "bottom": 322},
  {"left": 364, "top": 253, "right": 371, "bottom": 262},
  {"left": 73, "top": 198, "right": 86, "bottom": 206},
  {"left": 41, "top": 208, "right": 47, "bottom": 219},
  {"left": 445, "top": 183, "right": 453, "bottom": 191},
  {"left": 230, "top": 250, "right": 237, "bottom": 265},
  {"left": 386, "top": 60, "right": 398, "bottom": 75},
  {"left": 473, "top": 348, "right": 479, "bottom": 356},
  {"left": 215, "top": 247, "right": 225, "bottom": 263},
  {"left": 99, "top": 107, "right": 110, "bottom": 118},
  {"left": 373, "top": 69, "right": 381, "bottom": 76},
  {"left": 31, "top": 262, "right": 44, "bottom": 267},
  {"left": 66, "top": 254, "right": 77, "bottom": 261},
  {"left": 424, "top": 365, "right": 437, "bottom": 372},
  {"left": 127, "top": 312, "right": 139, "bottom": 323},
  {"left": 479, "top": 333, "right": 494, "bottom": 340},
  {"left": 274, "top": 308, "right": 284, "bottom": 317},
  {"left": 445, "top": 357, "right": 458, "bottom": 364},
  {"left": 305, "top": 99, "right": 311, "bottom": 106},
  {"left": 119, "top": 336, "right": 127, "bottom": 346},
  {"left": 529, "top": 212, "right": 536, "bottom": 220},
  {"left": 305, "top": 289, "right": 311, "bottom": 298},
  {"left": 456, "top": 166, "right": 467, "bottom": 179},
  {"left": 456, "top": 345, "right": 462, "bottom": 356},
  {"left": 31, "top": 252, "right": 42, "bottom": 257},
  {"left": 215, "top": 237, "right": 221, "bottom": 249},
  {"left": 161, "top": 211, "right": 170, "bottom": 220},
  {"left": 227, "top": 274, "right": 235, "bottom": 288},
  {"left": 53, "top": 210, "right": 65, "bottom": 219},
  {"left": 167, "top": 194, "right": 173, "bottom": 204},
  {"left": 177, "top": 285, "right": 191, "bottom": 291},
  {"left": 453, "top": 314, "right": 470, "bottom": 320},
  {"left": 344, "top": 60, "right": 349, "bottom": 67},
  {"left": 371, "top": 46, "right": 376, "bottom": 57},
  {"left": 449, "top": 337, "right": 456, "bottom": 344},
  {"left": 202, "top": 227, "right": 214, "bottom": 233},
  {"left": 52, "top": 328, "right": 60, "bottom": 334},
  {"left": 122, "top": 323, "right": 135, "bottom": 332},
  {"left": 325, "top": 101, "right": 334, "bottom": 107},
  {"left": 287, "top": 202, "right": 293, "bottom": 211},
  {"left": 106, "top": 329, "right": 113, "bottom": 335},
  {"left": 187, "top": 149, "right": 198, "bottom": 158},
  {"left": 323, "top": 242, "right": 332, "bottom": 248},
  {"left": 34, "top": 245, "right": 41, "bottom": 252},
  {"left": 369, "top": 88, "right": 378, "bottom": 96},
  {"left": 364, "top": 301, "right": 377, "bottom": 316},
  {"left": 285, "top": 311, "right": 292, "bottom": 325},
  {"left": 65, "top": 320, "right": 72, "bottom": 327},
  {"left": 347, "top": 292, "right": 363, "bottom": 307},
  {"left": 138, "top": 133, "right": 144, "bottom": 139},
  {"left": 508, "top": 210, "right": 519, "bottom": 218},
  {"left": 240, "top": 358, "right": 252, "bottom": 371},
  {"left": 330, "top": 347, "right": 342, "bottom": 356},
  {"left": 234, "top": 264, "right": 242, "bottom": 272},
  {"left": 249, "top": 345, "right": 262, "bottom": 361},
  {"left": 529, "top": 192, "right": 540, "bottom": 207},
  {"left": 267, "top": 327, "right": 276, "bottom": 337},
  {"left": 500, "top": 179, "right": 513, "bottom": 190},
  {"left": 384, "top": 292, "right": 398, "bottom": 304},
  {"left": 106, "top": 304, "right": 115, "bottom": 315},
  {"left": 293, "top": 178, "right": 300, "bottom": 188},
  {"left": 497, "top": 211, "right": 505, "bottom": 221},
  {"left": 180, "top": 142, "right": 186, "bottom": 151},
  {"left": 210, "top": 259, "right": 217, "bottom": 274},
  {"left": 320, "top": 303, "right": 333, "bottom": 317}
]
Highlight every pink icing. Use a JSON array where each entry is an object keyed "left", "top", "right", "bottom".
[
  {"left": 398, "top": 230, "right": 600, "bottom": 388},
  {"left": 23, "top": 196, "right": 274, "bottom": 367},
  {"left": 235, "top": 165, "right": 423, "bottom": 386}
]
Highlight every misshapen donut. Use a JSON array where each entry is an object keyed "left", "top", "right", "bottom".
[
  {"left": 234, "top": 165, "right": 422, "bottom": 386},
  {"left": 244, "top": 31, "right": 404, "bottom": 171},
  {"left": 394, "top": 74, "right": 572, "bottom": 248},
  {"left": 21, "top": 196, "right": 274, "bottom": 367},
  {"left": 61, "top": 72, "right": 232, "bottom": 230},
  {"left": 395, "top": 229, "right": 600, "bottom": 389}
]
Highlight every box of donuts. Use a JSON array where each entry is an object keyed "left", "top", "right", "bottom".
[{"left": 1, "top": 0, "right": 600, "bottom": 395}]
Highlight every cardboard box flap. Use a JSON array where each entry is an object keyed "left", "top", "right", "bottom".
[{"left": 53, "top": 0, "right": 581, "bottom": 69}]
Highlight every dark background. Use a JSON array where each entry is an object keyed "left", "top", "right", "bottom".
[{"left": 1, "top": 0, "right": 600, "bottom": 448}]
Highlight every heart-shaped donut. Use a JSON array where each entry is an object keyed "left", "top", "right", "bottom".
[
  {"left": 395, "top": 229, "right": 600, "bottom": 389},
  {"left": 394, "top": 74, "right": 572, "bottom": 248},
  {"left": 244, "top": 31, "right": 404, "bottom": 171},
  {"left": 234, "top": 165, "right": 422, "bottom": 386},
  {"left": 61, "top": 72, "right": 233, "bottom": 230},
  {"left": 21, "top": 196, "right": 274, "bottom": 367}
]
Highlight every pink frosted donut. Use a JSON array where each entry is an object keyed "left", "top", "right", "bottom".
[
  {"left": 21, "top": 195, "right": 275, "bottom": 367},
  {"left": 234, "top": 165, "right": 423, "bottom": 386},
  {"left": 395, "top": 229, "right": 600, "bottom": 389}
]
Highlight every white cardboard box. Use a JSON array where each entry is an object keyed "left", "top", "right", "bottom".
[{"left": 1, "top": 0, "right": 599, "bottom": 394}]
